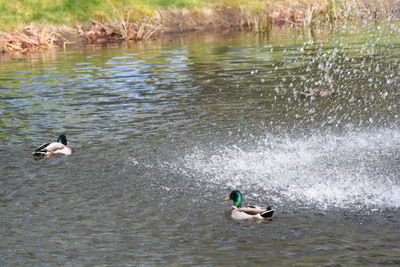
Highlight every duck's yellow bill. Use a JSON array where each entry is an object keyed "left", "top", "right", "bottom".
[{"left": 224, "top": 196, "right": 230, "bottom": 201}]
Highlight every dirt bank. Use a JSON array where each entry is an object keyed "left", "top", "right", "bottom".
[{"left": 1, "top": 0, "right": 399, "bottom": 54}]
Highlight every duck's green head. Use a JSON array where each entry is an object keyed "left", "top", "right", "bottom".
[
  {"left": 224, "top": 190, "right": 242, "bottom": 207},
  {"left": 57, "top": 135, "right": 68, "bottom": 146}
]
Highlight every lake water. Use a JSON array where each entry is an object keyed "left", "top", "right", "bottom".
[{"left": 1, "top": 22, "right": 400, "bottom": 265}]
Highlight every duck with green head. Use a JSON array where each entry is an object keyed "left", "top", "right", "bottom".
[
  {"left": 224, "top": 190, "right": 274, "bottom": 221},
  {"left": 32, "top": 135, "right": 72, "bottom": 158}
]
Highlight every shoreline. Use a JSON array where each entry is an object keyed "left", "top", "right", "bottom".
[{"left": 1, "top": 0, "right": 399, "bottom": 55}]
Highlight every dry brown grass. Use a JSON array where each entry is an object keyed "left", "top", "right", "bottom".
[
  {"left": 0, "top": 24, "right": 77, "bottom": 54},
  {"left": 78, "top": 20, "right": 160, "bottom": 44}
]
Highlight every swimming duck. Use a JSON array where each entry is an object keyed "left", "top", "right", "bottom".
[
  {"left": 300, "top": 87, "right": 335, "bottom": 98},
  {"left": 224, "top": 190, "right": 274, "bottom": 221},
  {"left": 32, "top": 135, "right": 72, "bottom": 158},
  {"left": 300, "top": 81, "right": 336, "bottom": 98}
]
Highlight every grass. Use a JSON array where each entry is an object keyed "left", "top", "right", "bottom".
[
  {"left": 1, "top": 0, "right": 398, "bottom": 32},
  {"left": 0, "top": 0, "right": 215, "bottom": 32},
  {"left": 0, "top": 0, "right": 398, "bottom": 53}
]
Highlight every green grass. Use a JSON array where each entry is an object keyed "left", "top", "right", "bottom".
[
  {"left": 0, "top": 0, "right": 218, "bottom": 32},
  {"left": 1, "top": 0, "right": 396, "bottom": 33}
]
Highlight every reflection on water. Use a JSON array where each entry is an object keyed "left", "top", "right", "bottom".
[{"left": 1, "top": 23, "right": 400, "bottom": 265}]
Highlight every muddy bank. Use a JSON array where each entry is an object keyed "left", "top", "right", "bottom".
[{"left": 1, "top": 0, "right": 399, "bottom": 54}]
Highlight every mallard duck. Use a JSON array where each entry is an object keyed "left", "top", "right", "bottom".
[
  {"left": 300, "top": 87, "right": 335, "bottom": 98},
  {"left": 32, "top": 135, "right": 72, "bottom": 158},
  {"left": 300, "top": 81, "right": 336, "bottom": 98},
  {"left": 224, "top": 190, "right": 274, "bottom": 221}
]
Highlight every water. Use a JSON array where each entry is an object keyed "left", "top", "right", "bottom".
[{"left": 1, "top": 23, "right": 400, "bottom": 265}]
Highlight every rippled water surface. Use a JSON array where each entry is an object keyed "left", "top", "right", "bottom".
[{"left": 1, "top": 23, "right": 400, "bottom": 265}]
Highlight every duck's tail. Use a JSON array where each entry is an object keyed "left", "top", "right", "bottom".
[
  {"left": 32, "top": 151, "right": 48, "bottom": 158},
  {"left": 32, "top": 142, "right": 51, "bottom": 158},
  {"left": 260, "top": 206, "right": 274, "bottom": 218}
]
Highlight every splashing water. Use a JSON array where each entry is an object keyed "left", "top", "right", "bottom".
[{"left": 179, "top": 128, "right": 400, "bottom": 210}]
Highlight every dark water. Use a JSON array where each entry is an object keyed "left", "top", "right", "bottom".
[{"left": 1, "top": 23, "right": 400, "bottom": 265}]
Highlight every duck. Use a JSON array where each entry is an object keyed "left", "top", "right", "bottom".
[
  {"left": 300, "top": 87, "right": 335, "bottom": 98},
  {"left": 224, "top": 190, "right": 274, "bottom": 221},
  {"left": 300, "top": 81, "right": 336, "bottom": 98},
  {"left": 32, "top": 135, "right": 72, "bottom": 158}
]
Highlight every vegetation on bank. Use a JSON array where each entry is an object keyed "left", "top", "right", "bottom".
[
  {"left": 0, "top": 0, "right": 399, "bottom": 53},
  {"left": 0, "top": 0, "right": 216, "bottom": 32}
]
